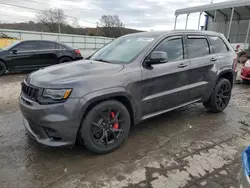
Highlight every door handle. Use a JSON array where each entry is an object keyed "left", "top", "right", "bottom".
[
  {"left": 210, "top": 57, "right": 218, "bottom": 62},
  {"left": 178, "top": 63, "right": 188, "bottom": 68}
]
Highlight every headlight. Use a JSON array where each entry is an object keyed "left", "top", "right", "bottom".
[
  {"left": 38, "top": 89, "right": 72, "bottom": 104},
  {"left": 43, "top": 89, "right": 72, "bottom": 100},
  {"left": 245, "top": 60, "right": 250, "bottom": 67}
]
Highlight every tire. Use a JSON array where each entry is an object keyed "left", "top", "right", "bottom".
[
  {"left": 0, "top": 61, "right": 7, "bottom": 76},
  {"left": 78, "top": 100, "right": 131, "bottom": 154},
  {"left": 242, "top": 79, "right": 250, "bottom": 84},
  {"left": 203, "top": 78, "right": 232, "bottom": 113},
  {"left": 59, "top": 57, "right": 72, "bottom": 64}
]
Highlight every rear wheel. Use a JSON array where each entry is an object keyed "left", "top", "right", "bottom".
[
  {"left": 203, "top": 78, "right": 232, "bottom": 113},
  {"left": 78, "top": 100, "right": 131, "bottom": 154},
  {"left": 0, "top": 61, "right": 7, "bottom": 76},
  {"left": 59, "top": 57, "right": 72, "bottom": 64}
]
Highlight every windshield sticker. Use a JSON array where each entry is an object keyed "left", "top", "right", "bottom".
[{"left": 137, "top": 38, "right": 154, "bottom": 42}]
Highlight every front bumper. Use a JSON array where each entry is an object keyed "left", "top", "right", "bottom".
[
  {"left": 19, "top": 93, "right": 85, "bottom": 147},
  {"left": 241, "top": 66, "right": 250, "bottom": 80}
]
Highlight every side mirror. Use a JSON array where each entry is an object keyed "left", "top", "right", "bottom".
[
  {"left": 147, "top": 51, "right": 168, "bottom": 65},
  {"left": 12, "top": 49, "right": 17, "bottom": 54}
]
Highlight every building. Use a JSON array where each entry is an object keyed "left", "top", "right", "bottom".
[{"left": 174, "top": 0, "right": 250, "bottom": 50}]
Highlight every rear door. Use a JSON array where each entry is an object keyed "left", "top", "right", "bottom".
[
  {"left": 36, "top": 41, "right": 58, "bottom": 67},
  {"left": 208, "top": 35, "right": 232, "bottom": 67},
  {"left": 186, "top": 35, "right": 218, "bottom": 101},
  {"left": 141, "top": 35, "right": 191, "bottom": 118},
  {"left": 7, "top": 41, "right": 40, "bottom": 70}
]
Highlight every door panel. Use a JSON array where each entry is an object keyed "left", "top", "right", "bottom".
[
  {"left": 186, "top": 35, "right": 217, "bottom": 101},
  {"left": 141, "top": 35, "right": 191, "bottom": 117},
  {"left": 142, "top": 60, "right": 190, "bottom": 116},
  {"left": 6, "top": 41, "right": 40, "bottom": 70}
]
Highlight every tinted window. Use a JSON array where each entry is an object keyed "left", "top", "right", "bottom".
[
  {"left": 208, "top": 36, "right": 228, "bottom": 53},
  {"left": 59, "top": 44, "right": 67, "bottom": 50},
  {"left": 155, "top": 37, "right": 183, "bottom": 62},
  {"left": 37, "top": 42, "right": 57, "bottom": 50},
  {"left": 13, "top": 42, "right": 37, "bottom": 51},
  {"left": 187, "top": 37, "right": 210, "bottom": 58}
]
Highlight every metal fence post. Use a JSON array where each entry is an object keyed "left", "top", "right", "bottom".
[
  {"left": 185, "top": 13, "right": 190, "bottom": 30},
  {"left": 95, "top": 37, "right": 97, "bottom": 50},
  {"left": 227, "top": 7, "right": 234, "bottom": 40},
  {"left": 72, "top": 36, "right": 74, "bottom": 47},
  {"left": 198, "top": 12, "right": 202, "bottom": 30},
  {"left": 174, "top": 15, "right": 178, "bottom": 30},
  {"left": 213, "top": 10, "right": 217, "bottom": 31},
  {"left": 244, "top": 20, "right": 250, "bottom": 50}
]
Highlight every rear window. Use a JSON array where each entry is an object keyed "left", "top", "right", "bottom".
[
  {"left": 187, "top": 37, "right": 210, "bottom": 58},
  {"left": 208, "top": 36, "right": 228, "bottom": 53}
]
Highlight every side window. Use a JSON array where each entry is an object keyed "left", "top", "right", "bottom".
[
  {"left": 13, "top": 42, "right": 37, "bottom": 51},
  {"left": 187, "top": 37, "right": 210, "bottom": 58},
  {"left": 155, "top": 37, "right": 184, "bottom": 62},
  {"left": 208, "top": 36, "right": 228, "bottom": 53},
  {"left": 37, "top": 42, "right": 57, "bottom": 50},
  {"left": 59, "top": 44, "right": 67, "bottom": 50}
]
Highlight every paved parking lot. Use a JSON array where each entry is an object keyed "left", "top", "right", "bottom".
[{"left": 0, "top": 73, "right": 250, "bottom": 188}]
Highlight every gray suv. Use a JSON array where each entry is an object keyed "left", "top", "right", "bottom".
[{"left": 19, "top": 30, "right": 237, "bottom": 153}]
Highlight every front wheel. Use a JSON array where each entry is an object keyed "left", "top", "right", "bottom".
[
  {"left": 0, "top": 61, "right": 7, "bottom": 76},
  {"left": 203, "top": 78, "right": 232, "bottom": 113},
  {"left": 78, "top": 100, "right": 131, "bottom": 154}
]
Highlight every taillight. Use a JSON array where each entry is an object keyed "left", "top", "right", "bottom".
[{"left": 75, "top": 49, "right": 81, "bottom": 55}]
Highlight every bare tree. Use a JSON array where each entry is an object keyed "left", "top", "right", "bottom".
[
  {"left": 37, "top": 9, "right": 66, "bottom": 33},
  {"left": 100, "top": 15, "right": 125, "bottom": 37}
]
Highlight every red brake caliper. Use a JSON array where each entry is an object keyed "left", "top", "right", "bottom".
[{"left": 110, "top": 111, "right": 119, "bottom": 129}]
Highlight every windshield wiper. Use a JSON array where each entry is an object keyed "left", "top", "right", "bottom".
[{"left": 93, "top": 59, "right": 111, "bottom": 63}]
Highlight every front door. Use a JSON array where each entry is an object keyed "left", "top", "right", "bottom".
[
  {"left": 141, "top": 35, "right": 191, "bottom": 118},
  {"left": 7, "top": 41, "right": 40, "bottom": 70}
]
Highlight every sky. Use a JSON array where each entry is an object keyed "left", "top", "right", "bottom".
[{"left": 0, "top": 0, "right": 229, "bottom": 31}]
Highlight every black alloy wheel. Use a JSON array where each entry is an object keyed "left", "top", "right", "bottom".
[
  {"left": 78, "top": 100, "right": 131, "bottom": 154},
  {"left": 215, "top": 82, "right": 231, "bottom": 110},
  {"left": 203, "top": 78, "right": 232, "bottom": 113},
  {"left": 91, "top": 109, "right": 124, "bottom": 147}
]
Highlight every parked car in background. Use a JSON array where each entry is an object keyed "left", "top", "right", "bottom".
[
  {"left": 19, "top": 30, "right": 236, "bottom": 154},
  {"left": 0, "top": 40, "right": 83, "bottom": 76}
]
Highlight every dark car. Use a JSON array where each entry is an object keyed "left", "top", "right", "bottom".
[
  {"left": 19, "top": 30, "right": 237, "bottom": 154},
  {"left": 0, "top": 40, "right": 83, "bottom": 76}
]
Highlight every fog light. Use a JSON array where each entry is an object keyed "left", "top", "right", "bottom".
[{"left": 43, "top": 127, "right": 61, "bottom": 140}]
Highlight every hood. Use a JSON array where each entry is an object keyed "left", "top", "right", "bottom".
[{"left": 27, "top": 59, "right": 124, "bottom": 88}]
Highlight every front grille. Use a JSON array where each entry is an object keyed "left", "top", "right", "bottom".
[{"left": 21, "top": 82, "right": 39, "bottom": 101}]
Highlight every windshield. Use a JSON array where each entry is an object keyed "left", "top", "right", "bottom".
[
  {"left": 90, "top": 35, "right": 155, "bottom": 64},
  {"left": 1, "top": 41, "right": 21, "bottom": 51}
]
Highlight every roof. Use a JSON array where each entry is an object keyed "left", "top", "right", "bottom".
[
  {"left": 175, "top": 0, "right": 250, "bottom": 21},
  {"left": 126, "top": 30, "right": 222, "bottom": 38}
]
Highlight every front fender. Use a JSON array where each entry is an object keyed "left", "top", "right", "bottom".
[{"left": 79, "top": 87, "right": 139, "bottom": 124}]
